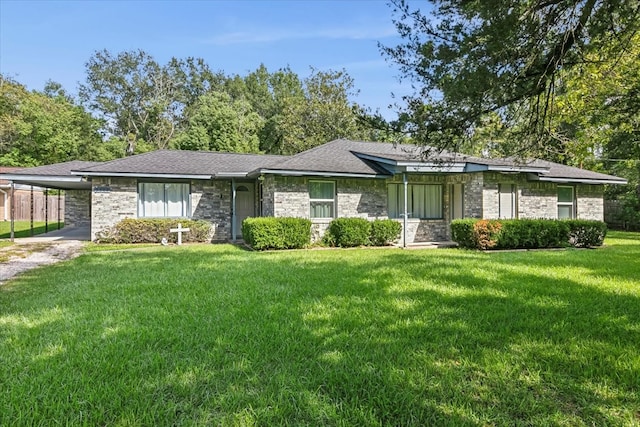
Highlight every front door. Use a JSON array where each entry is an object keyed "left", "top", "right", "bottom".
[{"left": 235, "top": 184, "right": 255, "bottom": 238}]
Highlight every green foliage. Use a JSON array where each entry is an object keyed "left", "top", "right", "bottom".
[
  {"left": 452, "top": 219, "right": 607, "bottom": 250},
  {"left": 450, "top": 219, "right": 478, "bottom": 249},
  {"left": 0, "top": 76, "right": 105, "bottom": 166},
  {"left": 370, "top": 219, "right": 402, "bottom": 246},
  {"left": 325, "top": 217, "right": 372, "bottom": 247},
  {"left": 242, "top": 217, "right": 311, "bottom": 250},
  {"left": 383, "top": 0, "right": 640, "bottom": 153},
  {"left": 172, "top": 91, "right": 263, "bottom": 153},
  {"left": 567, "top": 220, "right": 608, "bottom": 248},
  {"left": 94, "top": 218, "right": 212, "bottom": 244}
]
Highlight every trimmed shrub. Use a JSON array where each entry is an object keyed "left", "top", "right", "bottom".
[
  {"left": 566, "top": 219, "right": 607, "bottom": 247},
  {"left": 242, "top": 217, "right": 311, "bottom": 250},
  {"left": 450, "top": 218, "right": 607, "bottom": 250},
  {"left": 473, "top": 220, "right": 502, "bottom": 250},
  {"left": 370, "top": 219, "right": 402, "bottom": 246},
  {"left": 326, "top": 217, "right": 372, "bottom": 247},
  {"left": 95, "top": 218, "right": 212, "bottom": 244},
  {"left": 451, "top": 219, "right": 477, "bottom": 249}
]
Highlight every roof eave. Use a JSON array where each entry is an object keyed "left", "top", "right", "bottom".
[
  {"left": 530, "top": 174, "right": 628, "bottom": 185},
  {"left": 252, "top": 169, "right": 390, "bottom": 179},
  {"left": 71, "top": 171, "right": 212, "bottom": 180}
]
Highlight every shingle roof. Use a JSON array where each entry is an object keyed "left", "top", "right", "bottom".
[
  {"left": 75, "top": 150, "right": 286, "bottom": 177},
  {"left": 529, "top": 159, "right": 628, "bottom": 183},
  {"left": 7, "top": 161, "right": 101, "bottom": 177},
  {"left": 0, "top": 141, "right": 627, "bottom": 185}
]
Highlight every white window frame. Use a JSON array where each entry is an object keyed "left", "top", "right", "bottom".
[
  {"left": 557, "top": 185, "right": 575, "bottom": 219},
  {"left": 388, "top": 183, "right": 443, "bottom": 220},
  {"left": 138, "top": 182, "right": 191, "bottom": 218},
  {"left": 309, "top": 180, "right": 335, "bottom": 219}
]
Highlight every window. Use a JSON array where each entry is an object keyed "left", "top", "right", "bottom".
[
  {"left": 557, "top": 185, "right": 575, "bottom": 219},
  {"left": 499, "top": 184, "right": 517, "bottom": 219},
  {"left": 388, "top": 184, "right": 443, "bottom": 219},
  {"left": 309, "top": 181, "right": 335, "bottom": 218},
  {"left": 138, "top": 182, "right": 190, "bottom": 217},
  {"left": 450, "top": 183, "right": 464, "bottom": 220}
]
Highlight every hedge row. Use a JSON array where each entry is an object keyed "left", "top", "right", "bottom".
[
  {"left": 242, "top": 217, "right": 311, "bottom": 250},
  {"left": 95, "top": 218, "right": 213, "bottom": 244},
  {"left": 323, "top": 218, "right": 402, "bottom": 247},
  {"left": 451, "top": 218, "right": 607, "bottom": 250}
]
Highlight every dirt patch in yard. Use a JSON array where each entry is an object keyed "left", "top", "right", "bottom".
[{"left": 0, "top": 241, "right": 84, "bottom": 284}]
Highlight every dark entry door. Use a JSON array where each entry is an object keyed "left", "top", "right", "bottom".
[{"left": 235, "top": 184, "right": 255, "bottom": 237}]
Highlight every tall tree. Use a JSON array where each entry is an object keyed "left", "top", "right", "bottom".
[
  {"left": 172, "top": 91, "right": 263, "bottom": 153},
  {"left": 79, "top": 49, "right": 223, "bottom": 154},
  {"left": 0, "top": 76, "right": 104, "bottom": 166},
  {"left": 382, "top": 0, "right": 640, "bottom": 155}
]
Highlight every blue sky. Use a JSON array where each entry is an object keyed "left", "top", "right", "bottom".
[{"left": 0, "top": 0, "right": 413, "bottom": 119}]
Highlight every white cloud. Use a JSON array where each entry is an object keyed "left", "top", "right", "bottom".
[{"left": 202, "top": 25, "right": 397, "bottom": 46}]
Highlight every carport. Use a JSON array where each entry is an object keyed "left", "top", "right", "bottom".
[{"left": 0, "top": 161, "right": 98, "bottom": 241}]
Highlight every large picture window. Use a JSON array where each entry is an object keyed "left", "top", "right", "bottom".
[
  {"left": 388, "top": 183, "right": 443, "bottom": 219},
  {"left": 138, "top": 182, "right": 190, "bottom": 217},
  {"left": 557, "top": 185, "right": 575, "bottom": 219},
  {"left": 309, "top": 180, "right": 335, "bottom": 218}
]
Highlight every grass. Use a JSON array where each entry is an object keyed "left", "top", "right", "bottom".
[
  {"left": 1, "top": 231, "right": 639, "bottom": 426},
  {"left": 0, "top": 220, "right": 64, "bottom": 238}
]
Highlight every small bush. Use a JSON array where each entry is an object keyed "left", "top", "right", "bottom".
[
  {"left": 370, "top": 219, "right": 402, "bottom": 246},
  {"left": 242, "top": 217, "right": 311, "bottom": 250},
  {"left": 566, "top": 220, "right": 607, "bottom": 247},
  {"left": 451, "top": 219, "right": 477, "bottom": 249},
  {"left": 473, "top": 220, "right": 502, "bottom": 250},
  {"left": 326, "top": 218, "right": 372, "bottom": 247},
  {"left": 95, "top": 218, "right": 212, "bottom": 244}
]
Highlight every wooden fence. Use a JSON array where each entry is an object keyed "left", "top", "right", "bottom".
[{"left": 11, "top": 191, "right": 65, "bottom": 222}]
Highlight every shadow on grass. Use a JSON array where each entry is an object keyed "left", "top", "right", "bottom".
[
  {"left": 1, "top": 242, "right": 639, "bottom": 425},
  {"left": 0, "top": 221, "right": 64, "bottom": 239}
]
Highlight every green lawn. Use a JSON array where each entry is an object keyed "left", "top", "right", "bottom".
[
  {"left": 0, "top": 220, "right": 64, "bottom": 238},
  {"left": 1, "top": 232, "right": 639, "bottom": 426}
]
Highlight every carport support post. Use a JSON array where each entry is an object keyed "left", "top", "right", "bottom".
[
  {"left": 403, "top": 173, "right": 408, "bottom": 248},
  {"left": 45, "top": 188, "right": 49, "bottom": 233},
  {"left": 57, "top": 192, "right": 61, "bottom": 229},
  {"left": 231, "top": 179, "right": 237, "bottom": 242},
  {"left": 10, "top": 182, "right": 15, "bottom": 242},
  {"left": 30, "top": 185, "right": 34, "bottom": 236}
]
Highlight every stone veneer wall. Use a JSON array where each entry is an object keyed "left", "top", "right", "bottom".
[
  {"left": 90, "top": 177, "right": 233, "bottom": 242},
  {"left": 265, "top": 174, "right": 454, "bottom": 243},
  {"left": 191, "top": 180, "right": 231, "bottom": 241},
  {"left": 482, "top": 173, "right": 606, "bottom": 220},
  {"left": 64, "top": 190, "right": 91, "bottom": 228},
  {"left": 90, "top": 178, "right": 137, "bottom": 240},
  {"left": 576, "top": 184, "right": 604, "bottom": 220}
]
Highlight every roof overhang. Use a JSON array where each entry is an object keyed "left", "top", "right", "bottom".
[
  {"left": 529, "top": 174, "right": 628, "bottom": 185},
  {"left": 0, "top": 174, "right": 91, "bottom": 190},
  {"left": 71, "top": 171, "right": 212, "bottom": 180},
  {"left": 250, "top": 169, "right": 390, "bottom": 179},
  {"left": 465, "top": 163, "right": 550, "bottom": 174},
  {"left": 353, "top": 152, "right": 467, "bottom": 173}
]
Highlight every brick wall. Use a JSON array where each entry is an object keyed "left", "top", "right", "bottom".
[
  {"left": 91, "top": 178, "right": 137, "bottom": 240},
  {"left": 64, "top": 190, "right": 91, "bottom": 228},
  {"left": 576, "top": 184, "right": 604, "bottom": 220},
  {"left": 191, "top": 180, "right": 231, "bottom": 241}
]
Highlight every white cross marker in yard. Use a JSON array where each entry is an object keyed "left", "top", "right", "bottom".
[{"left": 169, "top": 223, "right": 190, "bottom": 245}]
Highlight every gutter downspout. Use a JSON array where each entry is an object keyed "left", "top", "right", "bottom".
[
  {"left": 231, "top": 179, "right": 237, "bottom": 242},
  {"left": 403, "top": 173, "right": 408, "bottom": 248}
]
